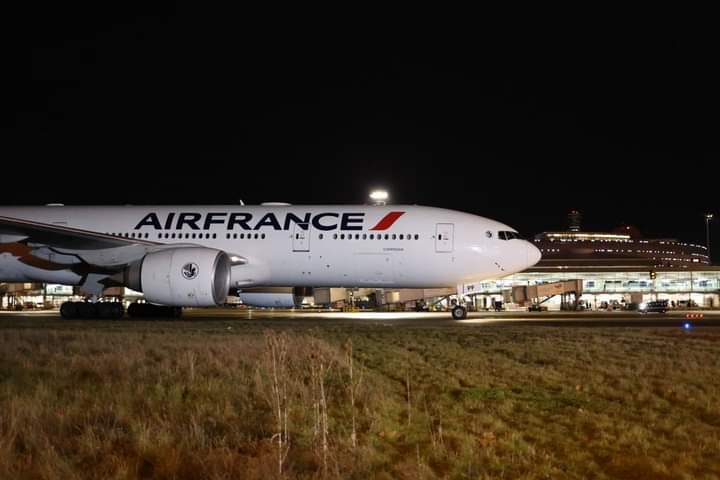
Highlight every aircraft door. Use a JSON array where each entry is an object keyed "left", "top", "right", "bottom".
[
  {"left": 435, "top": 223, "right": 454, "bottom": 252},
  {"left": 292, "top": 224, "right": 310, "bottom": 252}
]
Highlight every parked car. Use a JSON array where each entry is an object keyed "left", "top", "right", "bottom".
[{"left": 639, "top": 300, "right": 668, "bottom": 314}]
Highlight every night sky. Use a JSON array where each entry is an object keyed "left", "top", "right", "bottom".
[{"left": 1, "top": 6, "right": 717, "bottom": 249}]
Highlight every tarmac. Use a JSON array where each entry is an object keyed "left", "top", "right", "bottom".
[{"left": 1, "top": 308, "right": 719, "bottom": 329}]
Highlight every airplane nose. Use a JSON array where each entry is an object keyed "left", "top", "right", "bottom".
[{"left": 526, "top": 241, "right": 542, "bottom": 267}]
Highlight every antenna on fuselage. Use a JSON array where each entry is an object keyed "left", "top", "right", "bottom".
[{"left": 239, "top": 200, "right": 245, "bottom": 205}]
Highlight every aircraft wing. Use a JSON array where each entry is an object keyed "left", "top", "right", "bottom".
[
  {"left": 0, "top": 215, "right": 160, "bottom": 250},
  {"left": 0, "top": 215, "right": 247, "bottom": 297},
  {"left": 0, "top": 215, "right": 246, "bottom": 268}
]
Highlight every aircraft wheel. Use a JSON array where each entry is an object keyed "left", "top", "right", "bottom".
[
  {"left": 111, "top": 303, "right": 125, "bottom": 319},
  {"left": 127, "top": 303, "right": 180, "bottom": 319},
  {"left": 451, "top": 305, "right": 467, "bottom": 320},
  {"left": 60, "top": 301, "right": 78, "bottom": 319},
  {"left": 96, "top": 302, "right": 124, "bottom": 319},
  {"left": 77, "top": 302, "right": 98, "bottom": 319},
  {"left": 127, "top": 302, "right": 143, "bottom": 318}
]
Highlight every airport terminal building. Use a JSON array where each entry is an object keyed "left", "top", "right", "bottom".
[{"left": 461, "top": 212, "right": 717, "bottom": 310}]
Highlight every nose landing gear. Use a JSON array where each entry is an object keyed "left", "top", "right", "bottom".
[{"left": 451, "top": 305, "right": 467, "bottom": 320}]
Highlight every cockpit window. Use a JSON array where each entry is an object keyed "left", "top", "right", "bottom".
[{"left": 498, "top": 231, "right": 521, "bottom": 240}]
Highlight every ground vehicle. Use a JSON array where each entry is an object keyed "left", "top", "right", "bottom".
[
  {"left": 528, "top": 303, "right": 548, "bottom": 312},
  {"left": 623, "top": 302, "right": 639, "bottom": 311},
  {"left": 600, "top": 300, "right": 623, "bottom": 310},
  {"left": 639, "top": 300, "right": 668, "bottom": 314}
]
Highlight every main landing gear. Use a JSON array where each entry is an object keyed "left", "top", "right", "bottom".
[
  {"left": 127, "top": 303, "right": 183, "bottom": 319},
  {"left": 60, "top": 301, "right": 124, "bottom": 319},
  {"left": 59, "top": 301, "right": 183, "bottom": 319},
  {"left": 451, "top": 305, "right": 467, "bottom": 320}
]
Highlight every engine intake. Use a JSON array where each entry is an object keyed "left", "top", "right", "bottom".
[{"left": 123, "top": 247, "right": 231, "bottom": 307}]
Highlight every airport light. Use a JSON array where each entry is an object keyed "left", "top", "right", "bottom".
[
  {"left": 369, "top": 189, "right": 389, "bottom": 206},
  {"left": 706, "top": 213, "right": 713, "bottom": 262}
]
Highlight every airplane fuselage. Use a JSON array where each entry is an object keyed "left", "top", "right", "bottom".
[{"left": 0, "top": 205, "right": 540, "bottom": 290}]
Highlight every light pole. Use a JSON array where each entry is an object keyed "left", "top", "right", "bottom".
[{"left": 706, "top": 213, "right": 714, "bottom": 263}]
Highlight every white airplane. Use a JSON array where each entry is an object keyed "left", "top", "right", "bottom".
[{"left": 0, "top": 204, "right": 541, "bottom": 319}]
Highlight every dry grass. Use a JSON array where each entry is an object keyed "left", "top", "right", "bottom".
[{"left": 0, "top": 319, "right": 719, "bottom": 479}]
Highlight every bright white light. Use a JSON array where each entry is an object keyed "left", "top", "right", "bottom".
[
  {"left": 639, "top": 302, "right": 647, "bottom": 310},
  {"left": 370, "top": 190, "right": 389, "bottom": 201}
]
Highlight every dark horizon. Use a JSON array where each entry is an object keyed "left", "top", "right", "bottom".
[{"left": 1, "top": 6, "right": 717, "bottom": 248}]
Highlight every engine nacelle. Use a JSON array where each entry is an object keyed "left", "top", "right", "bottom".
[
  {"left": 237, "top": 287, "right": 312, "bottom": 308},
  {"left": 123, "top": 247, "right": 231, "bottom": 307}
]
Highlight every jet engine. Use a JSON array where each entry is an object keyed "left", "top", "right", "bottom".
[
  {"left": 237, "top": 287, "right": 312, "bottom": 308},
  {"left": 122, "top": 247, "right": 231, "bottom": 307}
]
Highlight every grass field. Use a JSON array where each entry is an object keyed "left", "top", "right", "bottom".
[{"left": 1, "top": 318, "right": 719, "bottom": 479}]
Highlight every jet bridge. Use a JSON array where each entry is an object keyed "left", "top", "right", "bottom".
[{"left": 512, "top": 280, "right": 584, "bottom": 310}]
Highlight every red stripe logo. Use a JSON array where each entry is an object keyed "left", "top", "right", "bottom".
[{"left": 370, "top": 211, "right": 405, "bottom": 230}]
